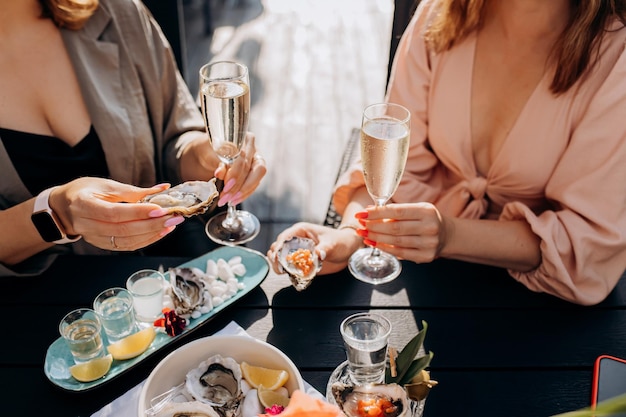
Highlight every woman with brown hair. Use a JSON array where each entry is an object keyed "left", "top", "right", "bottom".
[
  {"left": 268, "top": 0, "right": 626, "bottom": 305},
  {"left": 0, "top": 0, "right": 266, "bottom": 276}
]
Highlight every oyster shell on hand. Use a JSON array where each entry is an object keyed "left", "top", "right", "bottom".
[
  {"left": 185, "top": 354, "right": 243, "bottom": 417},
  {"left": 141, "top": 179, "right": 218, "bottom": 217},
  {"left": 277, "top": 237, "right": 321, "bottom": 291},
  {"left": 331, "top": 382, "right": 409, "bottom": 417}
]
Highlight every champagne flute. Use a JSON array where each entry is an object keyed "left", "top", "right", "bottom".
[
  {"left": 348, "top": 103, "right": 410, "bottom": 284},
  {"left": 200, "top": 61, "right": 260, "bottom": 245}
]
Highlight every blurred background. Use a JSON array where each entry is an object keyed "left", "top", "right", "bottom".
[{"left": 156, "top": 0, "right": 397, "bottom": 252}]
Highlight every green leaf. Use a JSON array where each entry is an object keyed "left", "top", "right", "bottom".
[
  {"left": 550, "top": 393, "right": 626, "bottom": 417},
  {"left": 399, "top": 352, "right": 434, "bottom": 385},
  {"left": 385, "top": 320, "right": 429, "bottom": 384}
]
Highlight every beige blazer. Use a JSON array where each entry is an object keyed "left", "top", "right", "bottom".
[{"left": 0, "top": 0, "right": 205, "bottom": 276}]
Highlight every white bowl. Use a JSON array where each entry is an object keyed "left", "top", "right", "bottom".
[{"left": 138, "top": 335, "right": 305, "bottom": 416}]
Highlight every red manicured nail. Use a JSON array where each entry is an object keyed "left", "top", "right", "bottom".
[
  {"left": 358, "top": 218, "right": 366, "bottom": 227},
  {"left": 355, "top": 211, "right": 368, "bottom": 219},
  {"left": 363, "top": 238, "right": 377, "bottom": 247},
  {"left": 356, "top": 229, "right": 368, "bottom": 238}
]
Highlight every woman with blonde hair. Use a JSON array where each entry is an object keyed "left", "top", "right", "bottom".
[
  {"left": 0, "top": 0, "right": 266, "bottom": 276},
  {"left": 268, "top": 0, "right": 626, "bottom": 305}
]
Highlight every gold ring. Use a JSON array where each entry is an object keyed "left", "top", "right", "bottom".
[{"left": 110, "top": 236, "right": 119, "bottom": 250}]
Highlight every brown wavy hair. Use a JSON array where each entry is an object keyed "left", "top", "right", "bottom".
[
  {"left": 424, "top": 0, "right": 626, "bottom": 94},
  {"left": 39, "top": 0, "right": 99, "bottom": 30}
]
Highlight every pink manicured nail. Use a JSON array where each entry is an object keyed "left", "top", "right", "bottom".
[
  {"left": 218, "top": 193, "right": 231, "bottom": 207},
  {"left": 229, "top": 192, "right": 243, "bottom": 206},
  {"left": 222, "top": 178, "right": 236, "bottom": 194},
  {"left": 149, "top": 208, "right": 169, "bottom": 217},
  {"left": 164, "top": 216, "right": 184, "bottom": 227}
]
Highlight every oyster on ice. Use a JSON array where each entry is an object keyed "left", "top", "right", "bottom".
[
  {"left": 185, "top": 355, "right": 243, "bottom": 417},
  {"left": 168, "top": 267, "right": 210, "bottom": 317},
  {"left": 152, "top": 400, "right": 220, "bottom": 417},
  {"left": 141, "top": 179, "right": 218, "bottom": 217},
  {"left": 331, "top": 382, "right": 408, "bottom": 417}
]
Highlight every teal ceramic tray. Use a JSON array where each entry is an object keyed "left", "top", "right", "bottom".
[{"left": 44, "top": 246, "right": 269, "bottom": 391}]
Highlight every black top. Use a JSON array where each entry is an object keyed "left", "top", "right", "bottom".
[{"left": 0, "top": 125, "right": 109, "bottom": 195}]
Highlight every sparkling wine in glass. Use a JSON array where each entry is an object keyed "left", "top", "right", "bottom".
[
  {"left": 200, "top": 61, "right": 260, "bottom": 245},
  {"left": 348, "top": 103, "right": 410, "bottom": 284}
]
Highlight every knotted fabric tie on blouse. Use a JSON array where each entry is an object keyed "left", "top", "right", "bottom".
[{"left": 436, "top": 176, "right": 489, "bottom": 219}]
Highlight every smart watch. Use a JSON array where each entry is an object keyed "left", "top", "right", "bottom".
[{"left": 31, "top": 187, "right": 82, "bottom": 244}]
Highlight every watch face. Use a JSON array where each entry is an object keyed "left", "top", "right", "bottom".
[{"left": 31, "top": 211, "right": 64, "bottom": 242}]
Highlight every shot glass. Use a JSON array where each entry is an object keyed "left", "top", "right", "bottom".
[
  {"left": 93, "top": 287, "right": 137, "bottom": 342},
  {"left": 59, "top": 308, "right": 105, "bottom": 364},
  {"left": 340, "top": 312, "right": 392, "bottom": 385},
  {"left": 126, "top": 269, "right": 165, "bottom": 324}
]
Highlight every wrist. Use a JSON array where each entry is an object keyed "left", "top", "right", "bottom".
[
  {"left": 436, "top": 215, "right": 454, "bottom": 258},
  {"left": 179, "top": 134, "right": 218, "bottom": 181},
  {"left": 31, "top": 187, "right": 82, "bottom": 244},
  {"left": 337, "top": 223, "right": 365, "bottom": 251}
]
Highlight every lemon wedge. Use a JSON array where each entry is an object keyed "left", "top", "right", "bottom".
[
  {"left": 240, "top": 361, "right": 289, "bottom": 390},
  {"left": 107, "top": 327, "right": 156, "bottom": 360},
  {"left": 257, "top": 387, "right": 291, "bottom": 408},
  {"left": 69, "top": 354, "right": 113, "bottom": 382}
]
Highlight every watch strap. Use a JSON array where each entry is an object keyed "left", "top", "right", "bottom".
[{"left": 33, "top": 187, "right": 82, "bottom": 244}]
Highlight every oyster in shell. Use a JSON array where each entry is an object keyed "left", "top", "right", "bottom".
[
  {"left": 141, "top": 179, "right": 218, "bottom": 217},
  {"left": 185, "top": 354, "right": 243, "bottom": 417},
  {"left": 277, "top": 237, "right": 321, "bottom": 291},
  {"left": 153, "top": 400, "right": 220, "bottom": 417},
  {"left": 331, "top": 382, "right": 408, "bottom": 417},
  {"left": 168, "top": 267, "right": 210, "bottom": 317}
]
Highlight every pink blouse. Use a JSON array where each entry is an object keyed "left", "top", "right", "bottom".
[{"left": 334, "top": 3, "right": 626, "bottom": 305}]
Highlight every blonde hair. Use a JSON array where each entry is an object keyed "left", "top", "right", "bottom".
[
  {"left": 424, "top": 0, "right": 626, "bottom": 94},
  {"left": 39, "top": 0, "right": 99, "bottom": 30}
]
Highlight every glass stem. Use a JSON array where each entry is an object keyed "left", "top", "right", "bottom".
[
  {"left": 369, "top": 200, "right": 386, "bottom": 258},
  {"left": 219, "top": 161, "right": 241, "bottom": 231},
  {"left": 222, "top": 202, "right": 240, "bottom": 230}
]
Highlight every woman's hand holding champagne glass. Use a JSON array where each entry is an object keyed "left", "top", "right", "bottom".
[
  {"left": 348, "top": 103, "right": 411, "bottom": 284},
  {"left": 199, "top": 61, "right": 261, "bottom": 245}
]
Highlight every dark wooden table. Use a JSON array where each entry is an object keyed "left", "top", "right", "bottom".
[{"left": 2, "top": 250, "right": 625, "bottom": 416}]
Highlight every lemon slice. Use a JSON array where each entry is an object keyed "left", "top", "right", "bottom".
[
  {"left": 69, "top": 354, "right": 113, "bottom": 382},
  {"left": 240, "top": 361, "right": 289, "bottom": 390},
  {"left": 107, "top": 327, "right": 156, "bottom": 360},
  {"left": 258, "top": 387, "right": 291, "bottom": 408}
]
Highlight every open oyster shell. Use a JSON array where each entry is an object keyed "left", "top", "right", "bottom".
[
  {"left": 141, "top": 179, "right": 218, "bottom": 217},
  {"left": 185, "top": 354, "right": 243, "bottom": 417},
  {"left": 168, "top": 267, "right": 211, "bottom": 317},
  {"left": 277, "top": 237, "right": 321, "bottom": 291},
  {"left": 331, "top": 382, "right": 408, "bottom": 417}
]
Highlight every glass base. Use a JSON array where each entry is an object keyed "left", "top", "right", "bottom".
[
  {"left": 348, "top": 247, "right": 401, "bottom": 284},
  {"left": 326, "top": 361, "right": 425, "bottom": 417},
  {"left": 205, "top": 210, "right": 260, "bottom": 246}
]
